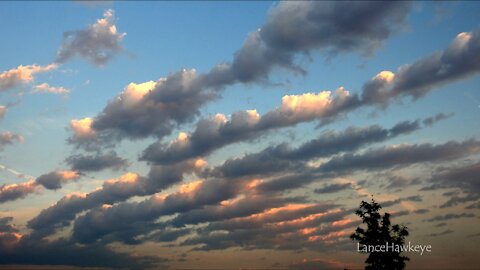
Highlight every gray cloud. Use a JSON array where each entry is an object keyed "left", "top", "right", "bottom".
[
  {"left": 0, "top": 181, "right": 37, "bottom": 204},
  {"left": 318, "top": 139, "right": 480, "bottom": 174},
  {"left": 35, "top": 171, "right": 80, "bottom": 190},
  {"left": 361, "top": 29, "right": 480, "bottom": 105},
  {"left": 210, "top": 1, "right": 411, "bottom": 84},
  {"left": 314, "top": 183, "right": 352, "bottom": 194},
  {"left": 71, "top": 178, "right": 245, "bottom": 243},
  {"left": 427, "top": 229, "right": 454, "bottom": 237},
  {"left": 65, "top": 151, "right": 128, "bottom": 172},
  {"left": 28, "top": 160, "right": 205, "bottom": 239},
  {"left": 0, "top": 217, "right": 19, "bottom": 233},
  {"left": 70, "top": 2, "right": 412, "bottom": 149},
  {"left": 55, "top": 9, "right": 126, "bottom": 66},
  {"left": 424, "top": 213, "right": 475, "bottom": 223},
  {"left": 0, "top": 235, "right": 161, "bottom": 270},
  {"left": 0, "top": 132, "right": 23, "bottom": 150}
]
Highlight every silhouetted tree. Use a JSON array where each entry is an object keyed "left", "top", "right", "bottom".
[{"left": 351, "top": 197, "right": 409, "bottom": 270}]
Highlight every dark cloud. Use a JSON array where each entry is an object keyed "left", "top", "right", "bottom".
[
  {"left": 146, "top": 114, "right": 428, "bottom": 169},
  {"left": 71, "top": 178, "right": 245, "bottom": 243},
  {"left": 55, "top": 9, "right": 126, "bottom": 66},
  {"left": 427, "top": 229, "right": 454, "bottom": 237},
  {"left": 423, "top": 112, "right": 453, "bottom": 126},
  {"left": 69, "top": 3, "right": 412, "bottom": 150},
  {"left": 0, "top": 181, "right": 37, "bottom": 204},
  {"left": 35, "top": 171, "right": 80, "bottom": 190},
  {"left": 0, "top": 235, "right": 161, "bottom": 270},
  {"left": 65, "top": 151, "right": 128, "bottom": 172},
  {"left": 318, "top": 139, "right": 480, "bottom": 174},
  {"left": 182, "top": 208, "right": 352, "bottom": 251},
  {"left": 213, "top": 1, "right": 411, "bottom": 84},
  {"left": 424, "top": 213, "right": 475, "bottom": 223},
  {"left": 361, "top": 29, "right": 480, "bottom": 105},
  {"left": 314, "top": 183, "right": 352, "bottom": 194},
  {"left": 380, "top": 195, "right": 423, "bottom": 208},
  {"left": 0, "top": 217, "right": 19, "bottom": 233},
  {"left": 28, "top": 160, "right": 204, "bottom": 238},
  {"left": 426, "top": 161, "right": 480, "bottom": 198},
  {"left": 168, "top": 195, "right": 306, "bottom": 228}
]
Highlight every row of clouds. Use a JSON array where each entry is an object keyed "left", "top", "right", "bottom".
[
  {"left": 2, "top": 2, "right": 480, "bottom": 269},
  {"left": 26, "top": 117, "right": 480, "bottom": 247},
  {"left": 69, "top": 26, "right": 480, "bottom": 172},
  {"left": 66, "top": 2, "right": 413, "bottom": 150},
  {"left": 24, "top": 114, "right": 443, "bottom": 238},
  {"left": 0, "top": 170, "right": 79, "bottom": 203},
  {"left": 141, "top": 24, "right": 480, "bottom": 165}
]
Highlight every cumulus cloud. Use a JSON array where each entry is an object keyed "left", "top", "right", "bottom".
[
  {"left": 33, "top": 83, "right": 69, "bottom": 95},
  {"left": 55, "top": 9, "right": 126, "bottom": 66},
  {"left": 0, "top": 64, "right": 57, "bottom": 92}
]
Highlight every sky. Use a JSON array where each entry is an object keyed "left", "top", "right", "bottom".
[{"left": 0, "top": 1, "right": 480, "bottom": 269}]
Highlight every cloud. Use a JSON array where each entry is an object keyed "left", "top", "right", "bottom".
[
  {"left": 424, "top": 161, "right": 480, "bottom": 207},
  {"left": 33, "top": 83, "right": 69, "bottom": 95},
  {"left": 0, "top": 170, "right": 79, "bottom": 204},
  {"left": 0, "top": 132, "right": 24, "bottom": 150},
  {"left": 68, "top": 3, "right": 412, "bottom": 150},
  {"left": 0, "top": 181, "right": 37, "bottom": 204},
  {"left": 207, "top": 2, "right": 411, "bottom": 84},
  {"left": 68, "top": 70, "right": 218, "bottom": 149},
  {"left": 361, "top": 29, "right": 480, "bottom": 105},
  {"left": 314, "top": 183, "right": 352, "bottom": 194},
  {"left": 35, "top": 170, "right": 80, "bottom": 190},
  {"left": 212, "top": 116, "right": 440, "bottom": 179},
  {"left": 423, "top": 112, "right": 454, "bottom": 126},
  {"left": 141, "top": 90, "right": 388, "bottom": 165},
  {"left": 55, "top": 9, "right": 126, "bottom": 66},
  {"left": 0, "top": 221, "right": 161, "bottom": 270},
  {"left": 0, "top": 64, "right": 57, "bottom": 92},
  {"left": 70, "top": 178, "right": 247, "bottom": 244},
  {"left": 424, "top": 213, "right": 475, "bottom": 222},
  {"left": 28, "top": 160, "right": 205, "bottom": 238},
  {"left": 183, "top": 207, "right": 353, "bottom": 251},
  {"left": 318, "top": 139, "right": 480, "bottom": 174},
  {"left": 427, "top": 229, "right": 454, "bottom": 237},
  {"left": 65, "top": 151, "right": 128, "bottom": 172}
]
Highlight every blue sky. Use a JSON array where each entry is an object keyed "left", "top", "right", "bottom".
[{"left": 1, "top": 2, "right": 480, "bottom": 270}]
